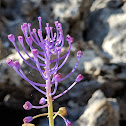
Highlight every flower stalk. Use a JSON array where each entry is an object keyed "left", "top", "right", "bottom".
[
  {"left": 45, "top": 44, "right": 54, "bottom": 126},
  {"left": 7, "top": 17, "right": 84, "bottom": 126}
]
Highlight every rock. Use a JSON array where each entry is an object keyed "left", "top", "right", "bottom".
[
  {"left": 0, "top": 38, "right": 10, "bottom": 60},
  {"left": 74, "top": 90, "right": 119, "bottom": 126},
  {"left": 85, "top": 0, "right": 126, "bottom": 63},
  {"left": 85, "top": 0, "right": 123, "bottom": 47},
  {"left": 53, "top": 0, "right": 91, "bottom": 41},
  {"left": 84, "top": 56, "right": 104, "bottom": 74},
  {"left": 102, "top": 13, "right": 126, "bottom": 63},
  {"left": 21, "top": 0, "right": 41, "bottom": 16},
  {"left": 0, "top": 0, "right": 91, "bottom": 49}
]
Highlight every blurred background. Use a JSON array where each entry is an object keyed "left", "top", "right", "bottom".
[{"left": 0, "top": 0, "right": 126, "bottom": 126}]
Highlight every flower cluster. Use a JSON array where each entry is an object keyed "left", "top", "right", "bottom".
[{"left": 7, "top": 17, "right": 83, "bottom": 126}]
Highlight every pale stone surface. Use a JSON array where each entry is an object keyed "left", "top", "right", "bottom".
[
  {"left": 74, "top": 90, "right": 119, "bottom": 126},
  {"left": 102, "top": 13, "right": 126, "bottom": 63}
]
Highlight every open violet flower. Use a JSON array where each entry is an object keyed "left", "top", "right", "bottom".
[{"left": 7, "top": 17, "right": 84, "bottom": 126}]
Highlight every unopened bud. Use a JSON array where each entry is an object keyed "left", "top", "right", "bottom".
[
  {"left": 65, "top": 119, "right": 72, "bottom": 126},
  {"left": 23, "top": 101, "right": 32, "bottom": 110},
  {"left": 54, "top": 21, "right": 58, "bottom": 26},
  {"left": 77, "top": 50, "right": 83, "bottom": 58},
  {"left": 32, "top": 28, "right": 36, "bottom": 33},
  {"left": 75, "top": 74, "right": 84, "bottom": 82},
  {"left": 28, "top": 23, "right": 31, "bottom": 27},
  {"left": 32, "top": 49, "right": 38, "bottom": 58},
  {"left": 23, "top": 116, "right": 33, "bottom": 123},
  {"left": 53, "top": 73, "right": 61, "bottom": 82},
  {"left": 38, "top": 16, "right": 42, "bottom": 21},
  {"left": 23, "top": 23, "right": 28, "bottom": 30},
  {"left": 59, "top": 107, "right": 67, "bottom": 116},
  {"left": 66, "top": 35, "right": 74, "bottom": 43},
  {"left": 8, "top": 34, "right": 15, "bottom": 43},
  {"left": 39, "top": 97, "right": 46, "bottom": 105},
  {"left": 6, "top": 58, "right": 14, "bottom": 67},
  {"left": 14, "top": 61, "right": 21, "bottom": 69},
  {"left": 18, "top": 36, "right": 23, "bottom": 44},
  {"left": 28, "top": 37, "right": 33, "bottom": 46}
]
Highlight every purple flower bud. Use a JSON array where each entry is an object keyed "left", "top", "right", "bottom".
[
  {"left": 6, "top": 58, "right": 14, "bottom": 67},
  {"left": 77, "top": 50, "right": 83, "bottom": 58},
  {"left": 28, "top": 23, "right": 31, "bottom": 27},
  {"left": 32, "top": 28, "right": 36, "bottom": 33},
  {"left": 32, "top": 49, "right": 38, "bottom": 58},
  {"left": 18, "top": 36, "right": 23, "bottom": 44},
  {"left": 8, "top": 34, "right": 15, "bottom": 43},
  {"left": 23, "top": 23, "right": 28, "bottom": 30},
  {"left": 13, "top": 61, "right": 21, "bottom": 69},
  {"left": 21, "top": 25, "right": 24, "bottom": 31},
  {"left": 23, "top": 116, "right": 33, "bottom": 123},
  {"left": 39, "top": 97, "right": 46, "bottom": 105},
  {"left": 38, "top": 16, "right": 42, "bottom": 21},
  {"left": 54, "top": 21, "right": 58, "bottom": 26},
  {"left": 53, "top": 73, "right": 61, "bottom": 82},
  {"left": 75, "top": 74, "right": 84, "bottom": 82},
  {"left": 66, "top": 35, "right": 74, "bottom": 43},
  {"left": 65, "top": 119, "right": 72, "bottom": 126},
  {"left": 23, "top": 101, "right": 33, "bottom": 110},
  {"left": 46, "top": 23, "right": 49, "bottom": 27},
  {"left": 28, "top": 37, "right": 33, "bottom": 46}
]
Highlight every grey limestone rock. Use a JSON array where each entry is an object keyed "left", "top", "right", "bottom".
[{"left": 74, "top": 90, "right": 119, "bottom": 126}]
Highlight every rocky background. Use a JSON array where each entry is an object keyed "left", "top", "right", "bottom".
[{"left": 0, "top": 0, "right": 126, "bottom": 126}]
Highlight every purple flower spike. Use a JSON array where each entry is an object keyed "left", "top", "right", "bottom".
[
  {"left": 53, "top": 73, "right": 61, "bottom": 82},
  {"left": 77, "top": 50, "right": 83, "bottom": 58},
  {"left": 23, "top": 116, "right": 33, "bottom": 123},
  {"left": 65, "top": 119, "right": 72, "bottom": 126},
  {"left": 39, "top": 97, "right": 46, "bottom": 105},
  {"left": 7, "top": 17, "right": 83, "bottom": 125},
  {"left": 75, "top": 74, "right": 84, "bottom": 82},
  {"left": 8, "top": 34, "right": 15, "bottom": 43},
  {"left": 14, "top": 61, "right": 21, "bottom": 69},
  {"left": 6, "top": 58, "right": 14, "bottom": 67},
  {"left": 32, "top": 49, "right": 38, "bottom": 58},
  {"left": 23, "top": 101, "right": 33, "bottom": 110}
]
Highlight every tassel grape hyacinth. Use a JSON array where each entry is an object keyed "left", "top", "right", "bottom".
[{"left": 7, "top": 17, "right": 84, "bottom": 126}]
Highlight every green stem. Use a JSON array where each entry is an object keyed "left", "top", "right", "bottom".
[{"left": 46, "top": 82, "right": 54, "bottom": 126}]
